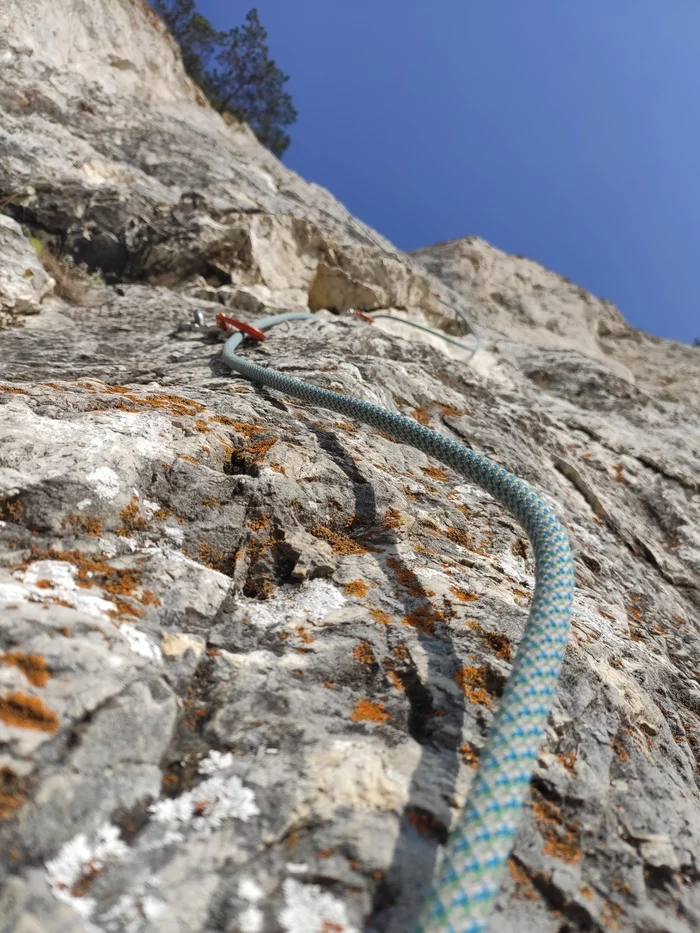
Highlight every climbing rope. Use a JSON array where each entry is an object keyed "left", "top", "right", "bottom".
[{"left": 219, "top": 312, "right": 574, "bottom": 933}]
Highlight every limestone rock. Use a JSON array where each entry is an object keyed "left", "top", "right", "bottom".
[
  {"left": 412, "top": 235, "right": 700, "bottom": 411},
  {"left": 0, "top": 3, "right": 699, "bottom": 933},
  {"left": 0, "top": 215, "right": 53, "bottom": 326}
]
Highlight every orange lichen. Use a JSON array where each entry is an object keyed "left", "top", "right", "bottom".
[
  {"left": 532, "top": 797, "right": 560, "bottom": 825},
  {"left": 0, "top": 498, "right": 23, "bottom": 523},
  {"left": 421, "top": 465, "right": 450, "bottom": 482},
  {"left": 99, "top": 385, "right": 205, "bottom": 417},
  {"left": 369, "top": 608, "right": 392, "bottom": 626},
  {"left": 542, "top": 825, "right": 581, "bottom": 864},
  {"left": 34, "top": 579, "right": 54, "bottom": 590},
  {"left": 344, "top": 579, "right": 369, "bottom": 597},
  {"left": 387, "top": 670, "right": 405, "bottom": 691},
  {"left": 0, "top": 652, "right": 50, "bottom": 687},
  {"left": 294, "top": 625, "right": 316, "bottom": 645},
  {"left": 68, "top": 514, "right": 103, "bottom": 538},
  {"left": 381, "top": 508, "right": 403, "bottom": 530},
  {"left": 508, "top": 858, "right": 539, "bottom": 900},
  {"left": 16, "top": 548, "right": 153, "bottom": 617},
  {"left": 446, "top": 526, "right": 485, "bottom": 553},
  {"left": 317, "top": 847, "right": 334, "bottom": 858},
  {"left": 353, "top": 641, "right": 376, "bottom": 665},
  {"left": 193, "top": 419, "right": 209, "bottom": 432},
  {"left": 321, "top": 680, "right": 334, "bottom": 689},
  {"left": 199, "top": 542, "right": 226, "bottom": 571},
  {"left": 459, "top": 743, "right": 479, "bottom": 768},
  {"left": 401, "top": 605, "right": 442, "bottom": 635},
  {"left": 248, "top": 514, "right": 270, "bottom": 531},
  {"left": 403, "top": 485, "right": 422, "bottom": 502},
  {"left": 610, "top": 878, "right": 631, "bottom": 896},
  {"left": 350, "top": 699, "right": 389, "bottom": 723},
  {"left": 483, "top": 631, "right": 512, "bottom": 662},
  {"left": 116, "top": 497, "right": 148, "bottom": 536},
  {"left": 241, "top": 437, "right": 277, "bottom": 461},
  {"left": 412, "top": 406, "right": 431, "bottom": 426},
  {"left": 0, "top": 691, "right": 59, "bottom": 732},
  {"left": 386, "top": 557, "right": 433, "bottom": 598},
  {"left": 0, "top": 766, "right": 27, "bottom": 820},
  {"left": 531, "top": 791, "right": 581, "bottom": 865},
  {"left": 601, "top": 902, "right": 622, "bottom": 930},
  {"left": 436, "top": 403, "right": 463, "bottom": 418},
  {"left": 450, "top": 586, "right": 478, "bottom": 603},
  {"left": 153, "top": 507, "right": 173, "bottom": 521},
  {"left": 612, "top": 462, "right": 627, "bottom": 484},
  {"left": 417, "top": 521, "right": 439, "bottom": 539},
  {"left": 454, "top": 666, "right": 492, "bottom": 707},
  {"left": 202, "top": 497, "right": 220, "bottom": 509},
  {"left": 392, "top": 643, "right": 411, "bottom": 663},
  {"left": 210, "top": 416, "right": 256, "bottom": 435},
  {"left": 0, "top": 384, "right": 29, "bottom": 395},
  {"left": 557, "top": 750, "right": 577, "bottom": 774},
  {"left": 141, "top": 590, "right": 161, "bottom": 607},
  {"left": 47, "top": 597, "right": 76, "bottom": 610},
  {"left": 310, "top": 524, "right": 367, "bottom": 555}
]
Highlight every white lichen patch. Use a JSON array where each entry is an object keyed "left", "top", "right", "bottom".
[
  {"left": 85, "top": 466, "right": 121, "bottom": 500},
  {"left": 239, "top": 905, "right": 264, "bottom": 933},
  {"left": 46, "top": 822, "right": 129, "bottom": 919},
  {"left": 9, "top": 560, "right": 116, "bottom": 620},
  {"left": 163, "top": 524, "right": 185, "bottom": 544},
  {"left": 242, "top": 578, "right": 346, "bottom": 629},
  {"left": 494, "top": 549, "right": 535, "bottom": 588},
  {"left": 238, "top": 876, "right": 264, "bottom": 903},
  {"left": 120, "top": 624, "right": 162, "bottom": 663},
  {"left": 413, "top": 566, "right": 452, "bottom": 588},
  {"left": 279, "top": 878, "right": 358, "bottom": 933},
  {"left": 149, "top": 749, "right": 259, "bottom": 838}
]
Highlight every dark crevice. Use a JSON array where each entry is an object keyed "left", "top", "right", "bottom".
[{"left": 393, "top": 666, "right": 435, "bottom": 744}]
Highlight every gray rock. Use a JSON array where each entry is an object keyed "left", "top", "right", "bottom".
[
  {"left": 0, "top": 215, "right": 53, "bottom": 327},
  {"left": 0, "top": 2, "right": 699, "bottom": 933}
]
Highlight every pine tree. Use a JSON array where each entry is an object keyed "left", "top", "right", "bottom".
[
  {"left": 152, "top": 2, "right": 297, "bottom": 157},
  {"left": 209, "top": 10, "right": 297, "bottom": 158}
]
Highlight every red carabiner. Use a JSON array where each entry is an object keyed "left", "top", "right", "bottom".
[{"left": 216, "top": 313, "right": 267, "bottom": 341}]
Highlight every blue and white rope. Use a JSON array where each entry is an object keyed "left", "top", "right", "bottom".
[{"left": 220, "top": 312, "right": 574, "bottom": 933}]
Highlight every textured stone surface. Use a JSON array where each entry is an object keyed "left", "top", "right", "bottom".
[
  {"left": 0, "top": 214, "right": 54, "bottom": 326},
  {"left": 0, "top": 3, "right": 699, "bottom": 933},
  {"left": 412, "top": 236, "right": 700, "bottom": 412}
]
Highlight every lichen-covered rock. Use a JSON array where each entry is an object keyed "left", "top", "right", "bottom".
[{"left": 0, "top": 3, "right": 699, "bottom": 933}]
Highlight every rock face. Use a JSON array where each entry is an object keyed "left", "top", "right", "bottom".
[
  {"left": 0, "top": 3, "right": 699, "bottom": 933},
  {"left": 412, "top": 236, "right": 700, "bottom": 412},
  {"left": 0, "top": 214, "right": 54, "bottom": 326}
]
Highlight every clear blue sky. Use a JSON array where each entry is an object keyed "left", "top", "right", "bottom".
[{"left": 195, "top": 1, "right": 699, "bottom": 344}]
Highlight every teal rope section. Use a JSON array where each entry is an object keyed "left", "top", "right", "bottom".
[{"left": 220, "top": 312, "right": 574, "bottom": 933}]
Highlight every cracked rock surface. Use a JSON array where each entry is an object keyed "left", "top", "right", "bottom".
[{"left": 1, "top": 3, "right": 699, "bottom": 933}]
